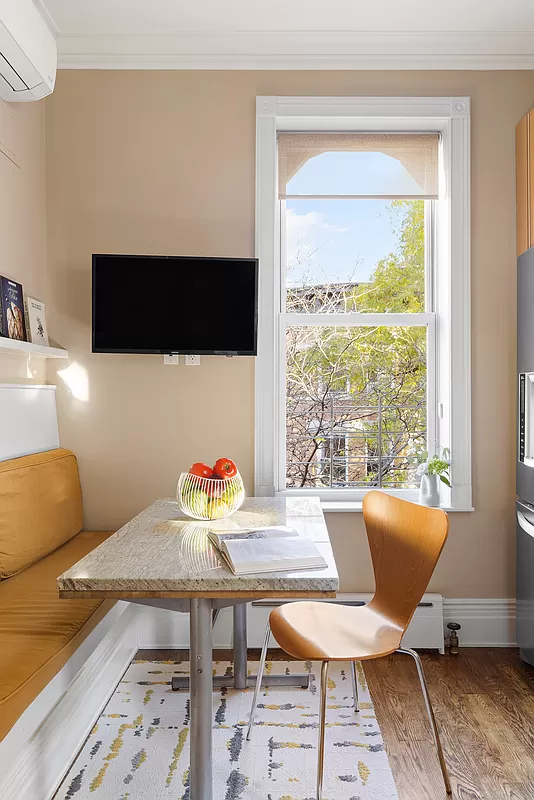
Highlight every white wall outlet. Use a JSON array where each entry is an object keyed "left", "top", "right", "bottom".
[
  {"left": 185, "top": 354, "right": 200, "bottom": 366},
  {"left": 163, "top": 354, "right": 179, "bottom": 365}
]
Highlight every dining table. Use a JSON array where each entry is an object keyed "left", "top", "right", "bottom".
[{"left": 57, "top": 495, "right": 339, "bottom": 800}]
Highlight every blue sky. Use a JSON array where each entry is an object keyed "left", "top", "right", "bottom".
[
  {"left": 286, "top": 199, "right": 396, "bottom": 286},
  {"left": 285, "top": 152, "right": 419, "bottom": 287}
]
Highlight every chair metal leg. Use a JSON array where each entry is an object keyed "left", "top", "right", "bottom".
[
  {"left": 350, "top": 661, "right": 359, "bottom": 713},
  {"left": 246, "top": 622, "right": 270, "bottom": 741},
  {"left": 397, "top": 647, "right": 452, "bottom": 795},
  {"left": 317, "top": 661, "right": 328, "bottom": 800}
]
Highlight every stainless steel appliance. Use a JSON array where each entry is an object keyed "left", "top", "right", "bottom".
[
  {"left": 517, "top": 249, "right": 534, "bottom": 665},
  {"left": 516, "top": 501, "right": 534, "bottom": 664}
]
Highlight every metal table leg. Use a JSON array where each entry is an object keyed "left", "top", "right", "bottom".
[
  {"left": 230, "top": 602, "right": 310, "bottom": 689},
  {"left": 173, "top": 601, "right": 311, "bottom": 691},
  {"left": 189, "top": 598, "right": 213, "bottom": 800},
  {"left": 233, "top": 603, "right": 248, "bottom": 689}
]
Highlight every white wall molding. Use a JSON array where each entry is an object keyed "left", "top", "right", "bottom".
[
  {"left": 55, "top": 31, "right": 534, "bottom": 70},
  {"left": 0, "top": 603, "right": 137, "bottom": 800},
  {"left": 443, "top": 598, "right": 517, "bottom": 647},
  {"left": 33, "top": 0, "right": 60, "bottom": 36}
]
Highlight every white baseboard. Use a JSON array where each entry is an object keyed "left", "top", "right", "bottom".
[
  {"left": 443, "top": 598, "right": 516, "bottom": 647},
  {"left": 0, "top": 602, "right": 138, "bottom": 800}
]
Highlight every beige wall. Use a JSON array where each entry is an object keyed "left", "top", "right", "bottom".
[
  {"left": 46, "top": 70, "right": 534, "bottom": 597},
  {"left": 0, "top": 100, "right": 47, "bottom": 383}
]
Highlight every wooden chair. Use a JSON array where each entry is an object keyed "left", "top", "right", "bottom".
[{"left": 246, "top": 491, "right": 451, "bottom": 798}]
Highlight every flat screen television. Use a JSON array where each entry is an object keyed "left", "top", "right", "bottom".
[{"left": 92, "top": 254, "right": 258, "bottom": 355}]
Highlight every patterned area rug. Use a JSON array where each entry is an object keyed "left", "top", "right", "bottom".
[{"left": 56, "top": 658, "right": 399, "bottom": 800}]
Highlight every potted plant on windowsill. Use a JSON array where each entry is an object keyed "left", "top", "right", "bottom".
[{"left": 412, "top": 448, "right": 451, "bottom": 507}]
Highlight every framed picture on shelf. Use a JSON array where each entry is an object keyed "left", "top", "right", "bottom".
[
  {"left": 24, "top": 296, "right": 49, "bottom": 346},
  {"left": 0, "top": 276, "right": 27, "bottom": 341}
]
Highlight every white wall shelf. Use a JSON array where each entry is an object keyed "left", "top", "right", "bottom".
[{"left": 0, "top": 337, "right": 68, "bottom": 359}]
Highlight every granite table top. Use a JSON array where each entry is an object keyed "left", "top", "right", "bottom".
[{"left": 57, "top": 496, "right": 339, "bottom": 598}]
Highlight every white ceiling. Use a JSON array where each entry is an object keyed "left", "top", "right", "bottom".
[{"left": 37, "top": 0, "right": 534, "bottom": 70}]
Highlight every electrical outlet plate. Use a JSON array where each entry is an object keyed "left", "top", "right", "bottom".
[
  {"left": 163, "top": 354, "right": 179, "bottom": 365},
  {"left": 185, "top": 354, "right": 200, "bottom": 366}
]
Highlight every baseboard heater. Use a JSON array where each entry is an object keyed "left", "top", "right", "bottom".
[
  {"left": 250, "top": 593, "right": 444, "bottom": 653},
  {"left": 136, "top": 592, "right": 445, "bottom": 653}
]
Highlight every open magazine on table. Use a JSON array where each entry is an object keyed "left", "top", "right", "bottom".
[{"left": 207, "top": 524, "right": 327, "bottom": 576}]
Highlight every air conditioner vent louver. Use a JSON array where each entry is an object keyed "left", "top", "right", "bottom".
[{"left": 0, "top": 51, "right": 29, "bottom": 92}]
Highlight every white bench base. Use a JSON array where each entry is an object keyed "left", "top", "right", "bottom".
[{"left": 0, "top": 602, "right": 137, "bottom": 800}]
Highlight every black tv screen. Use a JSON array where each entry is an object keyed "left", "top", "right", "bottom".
[{"left": 92, "top": 254, "right": 258, "bottom": 355}]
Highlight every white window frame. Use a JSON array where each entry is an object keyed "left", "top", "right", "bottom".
[{"left": 255, "top": 96, "right": 472, "bottom": 512}]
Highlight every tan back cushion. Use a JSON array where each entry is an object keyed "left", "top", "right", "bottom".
[{"left": 0, "top": 449, "right": 83, "bottom": 579}]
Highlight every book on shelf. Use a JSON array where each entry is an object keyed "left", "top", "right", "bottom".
[
  {"left": 0, "top": 276, "right": 26, "bottom": 341},
  {"left": 216, "top": 535, "right": 327, "bottom": 576},
  {"left": 24, "top": 296, "right": 49, "bottom": 346}
]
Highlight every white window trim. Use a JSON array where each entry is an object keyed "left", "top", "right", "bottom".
[{"left": 255, "top": 96, "right": 472, "bottom": 512}]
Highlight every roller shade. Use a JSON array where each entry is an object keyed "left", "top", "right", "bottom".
[{"left": 278, "top": 133, "right": 439, "bottom": 199}]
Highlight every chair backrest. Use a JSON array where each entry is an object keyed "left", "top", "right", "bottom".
[{"left": 363, "top": 491, "right": 449, "bottom": 632}]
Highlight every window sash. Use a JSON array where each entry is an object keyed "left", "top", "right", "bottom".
[
  {"left": 283, "top": 194, "right": 435, "bottom": 200},
  {"left": 282, "top": 312, "right": 434, "bottom": 326},
  {"left": 280, "top": 198, "right": 432, "bottom": 316},
  {"left": 278, "top": 315, "right": 436, "bottom": 497}
]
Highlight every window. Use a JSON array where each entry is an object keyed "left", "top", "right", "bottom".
[{"left": 256, "top": 97, "right": 472, "bottom": 511}]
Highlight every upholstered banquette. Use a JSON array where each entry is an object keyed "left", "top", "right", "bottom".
[{"left": 0, "top": 448, "right": 115, "bottom": 742}]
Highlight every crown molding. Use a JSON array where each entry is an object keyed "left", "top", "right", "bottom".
[
  {"left": 33, "top": 0, "right": 59, "bottom": 35},
  {"left": 55, "top": 30, "right": 534, "bottom": 70}
]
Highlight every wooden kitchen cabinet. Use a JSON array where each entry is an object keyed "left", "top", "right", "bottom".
[{"left": 517, "top": 110, "right": 534, "bottom": 256}]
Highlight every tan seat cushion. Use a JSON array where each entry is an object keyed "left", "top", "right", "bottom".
[
  {"left": 0, "top": 448, "right": 84, "bottom": 579},
  {"left": 0, "top": 530, "right": 116, "bottom": 742}
]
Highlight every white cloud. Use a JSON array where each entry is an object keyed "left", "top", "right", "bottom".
[{"left": 286, "top": 208, "right": 349, "bottom": 270}]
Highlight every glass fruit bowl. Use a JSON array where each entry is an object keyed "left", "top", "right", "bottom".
[{"left": 177, "top": 472, "right": 245, "bottom": 520}]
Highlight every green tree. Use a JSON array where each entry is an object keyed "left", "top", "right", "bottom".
[
  {"left": 354, "top": 200, "right": 425, "bottom": 313},
  {"left": 286, "top": 200, "right": 426, "bottom": 489}
]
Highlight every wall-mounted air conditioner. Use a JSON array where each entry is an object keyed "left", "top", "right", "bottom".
[{"left": 0, "top": 0, "right": 56, "bottom": 102}]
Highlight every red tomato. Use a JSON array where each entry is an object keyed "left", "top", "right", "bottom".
[
  {"left": 213, "top": 458, "right": 238, "bottom": 479},
  {"left": 189, "top": 462, "right": 214, "bottom": 479}
]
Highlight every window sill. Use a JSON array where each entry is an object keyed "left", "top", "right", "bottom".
[{"left": 321, "top": 501, "right": 474, "bottom": 513}]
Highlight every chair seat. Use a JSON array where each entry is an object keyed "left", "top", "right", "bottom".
[{"left": 270, "top": 601, "right": 404, "bottom": 661}]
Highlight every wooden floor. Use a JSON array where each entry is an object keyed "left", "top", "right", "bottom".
[{"left": 137, "top": 647, "right": 534, "bottom": 800}]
